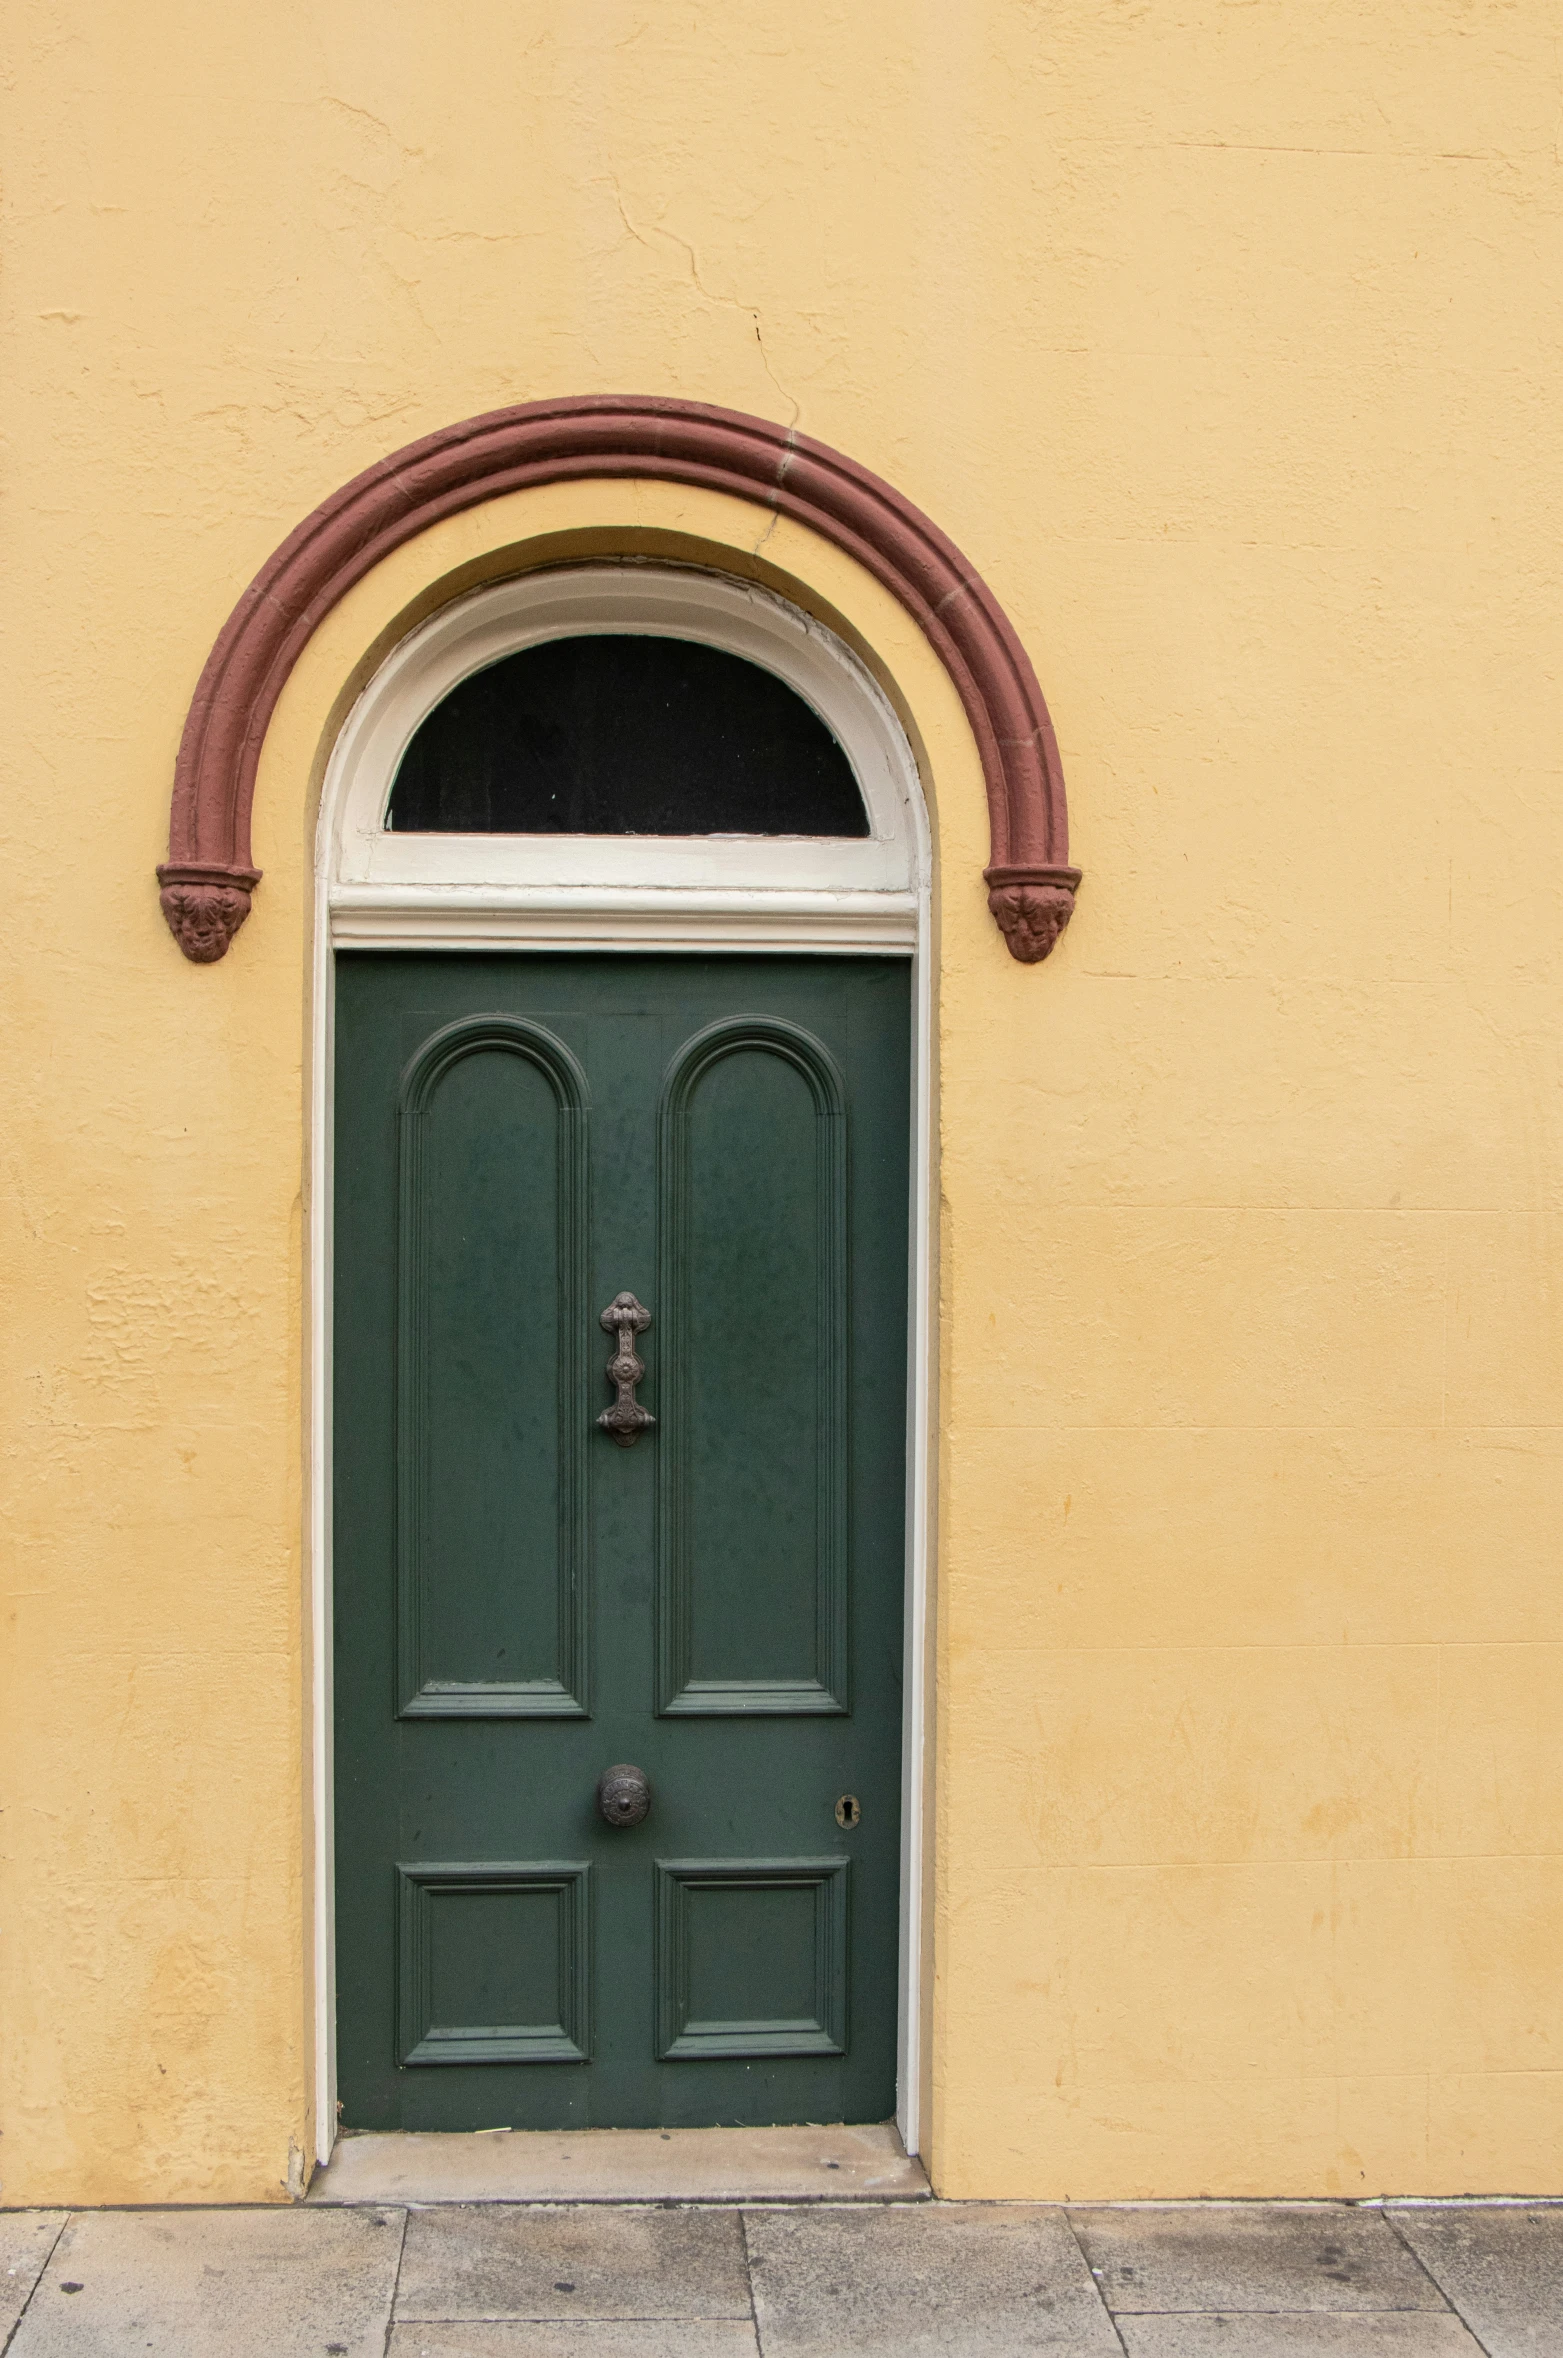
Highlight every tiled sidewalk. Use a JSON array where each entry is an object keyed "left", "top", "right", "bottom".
[{"left": 3, "top": 2197, "right": 1560, "bottom": 2354}]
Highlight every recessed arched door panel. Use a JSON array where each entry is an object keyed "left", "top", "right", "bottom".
[
  {"left": 658, "top": 1020, "right": 848, "bottom": 1715},
  {"left": 395, "top": 1017, "right": 590, "bottom": 1717}
]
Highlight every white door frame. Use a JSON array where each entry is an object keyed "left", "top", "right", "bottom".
[{"left": 308, "top": 562, "right": 936, "bottom": 2162}]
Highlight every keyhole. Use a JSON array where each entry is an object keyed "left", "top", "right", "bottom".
[{"left": 835, "top": 1794, "right": 860, "bottom": 1829}]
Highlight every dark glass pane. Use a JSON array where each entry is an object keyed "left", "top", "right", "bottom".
[{"left": 387, "top": 634, "right": 869, "bottom": 837}]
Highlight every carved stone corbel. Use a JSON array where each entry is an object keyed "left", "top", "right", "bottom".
[
  {"left": 984, "top": 864, "right": 1083, "bottom": 965},
  {"left": 156, "top": 863, "right": 261, "bottom": 963}
]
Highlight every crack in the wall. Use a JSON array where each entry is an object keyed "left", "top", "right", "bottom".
[
  {"left": 321, "top": 93, "right": 425, "bottom": 164},
  {"left": 604, "top": 176, "right": 802, "bottom": 436}
]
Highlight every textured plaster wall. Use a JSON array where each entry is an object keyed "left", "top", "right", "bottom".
[{"left": 2, "top": 0, "right": 1560, "bottom": 2201}]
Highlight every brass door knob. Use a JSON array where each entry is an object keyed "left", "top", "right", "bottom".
[{"left": 597, "top": 1764, "right": 651, "bottom": 1827}]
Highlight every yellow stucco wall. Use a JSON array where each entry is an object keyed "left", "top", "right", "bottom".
[{"left": 3, "top": 1, "right": 1560, "bottom": 2202}]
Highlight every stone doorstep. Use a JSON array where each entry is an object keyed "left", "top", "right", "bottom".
[{"left": 305, "top": 2120, "right": 931, "bottom": 2205}]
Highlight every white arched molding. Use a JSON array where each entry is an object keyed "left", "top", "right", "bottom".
[{"left": 322, "top": 563, "right": 930, "bottom": 951}]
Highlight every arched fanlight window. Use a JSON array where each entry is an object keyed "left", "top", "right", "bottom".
[
  {"left": 388, "top": 635, "right": 869, "bottom": 839},
  {"left": 322, "top": 567, "right": 925, "bottom": 941}
]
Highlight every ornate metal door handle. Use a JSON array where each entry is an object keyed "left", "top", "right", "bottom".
[{"left": 597, "top": 1291, "right": 655, "bottom": 1446}]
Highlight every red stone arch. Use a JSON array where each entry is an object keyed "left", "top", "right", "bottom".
[{"left": 158, "top": 395, "right": 1080, "bottom": 963}]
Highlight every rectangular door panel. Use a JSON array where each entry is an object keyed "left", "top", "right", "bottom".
[
  {"left": 397, "top": 1861, "right": 591, "bottom": 2064},
  {"left": 655, "top": 1858, "right": 848, "bottom": 2057}
]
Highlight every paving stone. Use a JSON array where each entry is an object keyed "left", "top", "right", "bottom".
[
  {"left": 1068, "top": 2205, "right": 1447, "bottom": 2314},
  {"left": 0, "top": 2214, "right": 66, "bottom": 2339},
  {"left": 744, "top": 2201, "right": 1121, "bottom": 2355},
  {"left": 1116, "top": 2312, "right": 1484, "bottom": 2355},
  {"left": 7, "top": 2204, "right": 404, "bottom": 2357},
  {"left": 388, "top": 2326, "right": 758, "bottom": 2357},
  {"left": 395, "top": 2203, "right": 750, "bottom": 2321},
  {"left": 1390, "top": 2204, "right": 1563, "bottom": 2355}
]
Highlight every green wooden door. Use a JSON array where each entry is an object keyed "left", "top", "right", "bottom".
[{"left": 334, "top": 953, "right": 911, "bottom": 2129}]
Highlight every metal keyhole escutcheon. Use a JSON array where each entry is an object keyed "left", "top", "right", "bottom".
[
  {"left": 597, "top": 1764, "right": 652, "bottom": 1828},
  {"left": 597, "top": 1292, "right": 655, "bottom": 1447}
]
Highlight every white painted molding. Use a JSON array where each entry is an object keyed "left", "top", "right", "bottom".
[{"left": 329, "top": 887, "right": 919, "bottom": 953}]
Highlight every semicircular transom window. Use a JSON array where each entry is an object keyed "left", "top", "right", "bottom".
[{"left": 387, "top": 633, "right": 869, "bottom": 838}]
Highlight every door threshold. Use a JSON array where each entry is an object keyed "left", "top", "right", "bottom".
[{"left": 306, "top": 2121, "right": 929, "bottom": 2205}]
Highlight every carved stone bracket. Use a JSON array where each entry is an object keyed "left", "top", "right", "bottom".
[
  {"left": 159, "top": 395, "right": 1080, "bottom": 962},
  {"left": 984, "top": 864, "right": 1084, "bottom": 965},
  {"left": 155, "top": 862, "right": 262, "bottom": 963}
]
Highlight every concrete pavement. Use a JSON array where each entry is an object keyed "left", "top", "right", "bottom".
[{"left": 2, "top": 2196, "right": 1560, "bottom": 2354}]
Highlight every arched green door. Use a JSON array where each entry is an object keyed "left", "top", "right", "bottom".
[{"left": 333, "top": 952, "right": 910, "bottom": 2130}]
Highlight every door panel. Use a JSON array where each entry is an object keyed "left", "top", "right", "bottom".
[
  {"left": 396, "top": 1019, "right": 590, "bottom": 1717},
  {"left": 655, "top": 1858, "right": 849, "bottom": 2059},
  {"left": 659, "top": 1020, "right": 847, "bottom": 1714},
  {"left": 334, "top": 954, "right": 910, "bottom": 2130},
  {"left": 397, "top": 1861, "right": 592, "bottom": 2065}
]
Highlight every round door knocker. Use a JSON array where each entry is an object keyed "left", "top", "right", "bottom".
[
  {"left": 597, "top": 1764, "right": 652, "bottom": 1828},
  {"left": 835, "top": 1794, "right": 861, "bottom": 1829}
]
